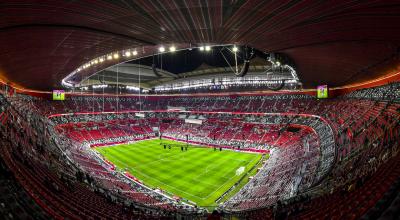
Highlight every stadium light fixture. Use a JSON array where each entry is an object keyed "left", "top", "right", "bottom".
[
  {"left": 159, "top": 46, "right": 165, "bottom": 52},
  {"left": 113, "top": 53, "right": 119, "bottom": 59},
  {"left": 107, "top": 55, "right": 112, "bottom": 60},
  {"left": 126, "top": 85, "right": 140, "bottom": 91},
  {"left": 169, "top": 46, "right": 176, "bottom": 52},
  {"left": 93, "top": 84, "right": 108, "bottom": 89},
  {"left": 132, "top": 50, "right": 138, "bottom": 56},
  {"left": 232, "top": 46, "right": 238, "bottom": 52},
  {"left": 99, "top": 58, "right": 104, "bottom": 62},
  {"left": 199, "top": 46, "right": 205, "bottom": 51},
  {"left": 125, "top": 51, "right": 131, "bottom": 57},
  {"left": 205, "top": 45, "right": 211, "bottom": 51},
  {"left": 94, "top": 59, "right": 99, "bottom": 64}
]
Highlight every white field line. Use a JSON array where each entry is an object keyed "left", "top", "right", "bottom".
[
  {"left": 104, "top": 150, "right": 216, "bottom": 198},
  {"left": 130, "top": 166, "right": 205, "bottom": 199},
  {"left": 101, "top": 142, "right": 261, "bottom": 201},
  {"left": 136, "top": 154, "right": 221, "bottom": 189},
  {"left": 131, "top": 151, "right": 184, "bottom": 169},
  {"left": 202, "top": 155, "right": 260, "bottom": 200}
]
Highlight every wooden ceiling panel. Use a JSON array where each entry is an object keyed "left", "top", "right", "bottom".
[{"left": 0, "top": 0, "right": 399, "bottom": 90}]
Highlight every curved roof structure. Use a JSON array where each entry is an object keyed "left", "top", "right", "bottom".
[{"left": 1, "top": 0, "right": 400, "bottom": 91}]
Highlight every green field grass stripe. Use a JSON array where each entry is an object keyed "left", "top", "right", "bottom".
[{"left": 95, "top": 139, "right": 263, "bottom": 207}]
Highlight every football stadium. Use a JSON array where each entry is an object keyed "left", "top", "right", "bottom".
[{"left": 0, "top": 1, "right": 400, "bottom": 220}]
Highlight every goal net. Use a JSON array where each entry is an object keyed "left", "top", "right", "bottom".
[{"left": 236, "top": 166, "right": 245, "bottom": 176}]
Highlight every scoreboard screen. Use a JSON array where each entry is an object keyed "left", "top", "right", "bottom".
[
  {"left": 53, "top": 90, "right": 65, "bottom": 100},
  {"left": 317, "top": 85, "right": 328, "bottom": 99}
]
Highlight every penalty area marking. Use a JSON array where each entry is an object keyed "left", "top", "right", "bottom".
[{"left": 202, "top": 155, "right": 261, "bottom": 200}]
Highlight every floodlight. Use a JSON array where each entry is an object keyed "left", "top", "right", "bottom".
[{"left": 232, "top": 46, "right": 238, "bottom": 52}]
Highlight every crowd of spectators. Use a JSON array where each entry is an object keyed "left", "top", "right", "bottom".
[{"left": 0, "top": 82, "right": 399, "bottom": 219}]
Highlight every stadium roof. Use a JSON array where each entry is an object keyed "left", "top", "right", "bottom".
[
  {"left": 0, "top": 0, "right": 400, "bottom": 91},
  {"left": 85, "top": 46, "right": 281, "bottom": 89}
]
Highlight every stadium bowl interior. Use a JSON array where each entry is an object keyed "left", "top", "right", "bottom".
[{"left": 0, "top": 1, "right": 400, "bottom": 219}]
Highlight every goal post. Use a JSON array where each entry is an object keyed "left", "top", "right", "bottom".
[{"left": 236, "top": 166, "right": 245, "bottom": 176}]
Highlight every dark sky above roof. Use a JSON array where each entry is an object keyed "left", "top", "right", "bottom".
[{"left": 0, "top": 1, "right": 400, "bottom": 90}]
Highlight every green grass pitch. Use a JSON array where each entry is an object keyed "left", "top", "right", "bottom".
[{"left": 95, "top": 138, "right": 263, "bottom": 207}]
